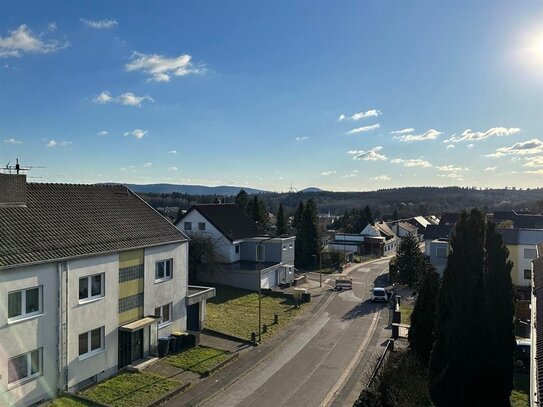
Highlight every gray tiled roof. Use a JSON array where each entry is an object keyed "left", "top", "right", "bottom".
[{"left": 0, "top": 183, "right": 188, "bottom": 269}]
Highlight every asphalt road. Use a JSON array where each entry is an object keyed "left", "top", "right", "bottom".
[{"left": 199, "top": 257, "right": 393, "bottom": 407}]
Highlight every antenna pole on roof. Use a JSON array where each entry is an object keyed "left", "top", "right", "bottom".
[{"left": 1, "top": 158, "right": 45, "bottom": 175}]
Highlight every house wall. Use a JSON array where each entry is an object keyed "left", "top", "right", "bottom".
[
  {"left": 429, "top": 240, "right": 449, "bottom": 276},
  {"left": 144, "top": 242, "right": 188, "bottom": 338},
  {"left": 65, "top": 254, "right": 119, "bottom": 391},
  {"left": 240, "top": 238, "right": 295, "bottom": 264},
  {"left": 360, "top": 224, "right": 380, "bottom": 237},
  {"left": 178, "top": 211, "right": 238, "bottom": 263},
  {"left": 0, "top": 263, "right": 58, "bottom": 407},
  {"left": 198, "top": 268, "right": 260, "bottom": 290},
  {"left": 518, "top": 244, "right": 537, "bottom": 287}
]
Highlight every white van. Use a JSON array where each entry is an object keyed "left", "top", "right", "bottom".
[{"left": 335, "top": 276, "right": 353, "bottom": 290}]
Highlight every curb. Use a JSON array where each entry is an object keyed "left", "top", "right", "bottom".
[
  {"left": 150, "top": 382, "right": 191, "bottom": 407},
  {"left": 201, "top": 353, "right": 240, "bottom": 377},
  {"left": 202, "top": 328, "right": 258, "bottom": 347}
]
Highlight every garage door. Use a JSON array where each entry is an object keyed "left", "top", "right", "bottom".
[{"left": 261, "top": 269, "right": 277, "bottom": 289}]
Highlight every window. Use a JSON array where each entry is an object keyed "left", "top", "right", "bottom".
[
  {"left": 79, "top": 274, "right": 104, "bottom": 301},
  {"left": 283, "top": 245, "right": 287, "bottom": 251},
  {"left": 8, "top": 287, "right": 42, "bottom": 320},
  {"left": 154, "top": 303, "right": 172, "bottom": 327},
  {"left": 289, "top": 244, "right": 293, "bottom": 249},
  {"left": 8, "top": 348, "right": 42, "bottom": 385},
  {"left": 155, "top": 259, "right": 173, "bottom": 281},
  {"left": 525, "top": 269, "right": 532, "bottom": 280},
  {"left": 198, "top": 222, "right": 206, "bottom": 231},
  {"left": 79, "top": 327, "right": 104, "bottom": 357},
  {"left": 184, "top": 222, "right": 192, "bottom": 231},
  {"left": 235, "top": 245, "right": 240, "bottom": 254},
  {"left": 524, "top": 248, "right": 537, "bottom": 260}
]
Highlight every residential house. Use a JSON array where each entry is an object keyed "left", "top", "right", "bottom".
[
  {"left": 423, "top": 225, "right": 454, "bottom": 257},
  {"left": 439, "top": 212, "right": 460, "bottom": 226},
  {"left": 406, "top": 216, "right": 431, "bottom": 234},
  {"left": 0, "top": 174, "right": 214, "bottom": 407},
  {"left": 388, "top": 221, "right": 419, "bottom": 240},
  {"left": 175, "top": 204, "right": 295, "bottom": 290},
  {"left": 530, "top": 243, "right": 543, "bottom": 407},
  {"left": 327, "top": 221, "right": 398, "bottom": 257},
  {"left": 423, "top": 224, "right": 454, "bottom": 275},
  {"left": 425, "top": 215, "right": 440, "bottom": 225}
]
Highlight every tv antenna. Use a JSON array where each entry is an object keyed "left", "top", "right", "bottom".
[
  {"left": 2, "top": 158, "right": 45, "bottom": 175},
  {"left": 288, "top": 183, "right": 296, "bottom": 193}
]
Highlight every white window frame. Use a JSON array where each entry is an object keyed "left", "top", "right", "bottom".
[
  {"left": 154, "top": 303, "right": 173, "bottom": 328},
  {"left": 7, "top": 348, "right": 42, "bottom": 387},
  {"left": 184, "top": 222, "right": 192, "bottom": 231},
  {"left": 198, "top": 222, "right": 206, "bottom": 231},
  {"left": 524, "top": 248, "right": 537, "bottom": 260},
  {"left": 78, "top": 327, "right": 105, "bottom": 360},
  {"left": 8, "top": 286, "right": 43, "bottom": 322},
  {"left": 78, "top": 273, "right": 105, "bottom": 303},
  {"left": 155, "top": 259, "right": 173, "bottom": 282}
]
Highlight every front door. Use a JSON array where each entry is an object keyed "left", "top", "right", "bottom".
[
  {"left": 118, "top": 329, "right": 144, "bottom": 369},
  {"left": 132, "top": 329, "right": 144, "bottom": 362},
  {"left": 187, "top": 303, "right": 200, "bottom": 331}
]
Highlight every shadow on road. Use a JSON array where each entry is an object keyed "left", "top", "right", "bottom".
[
  {"left": 373, "top": 273, "right": 390, "bottom": 288},
  {"left": 341, "top": 299, "right": 389, "bottom": 321}
]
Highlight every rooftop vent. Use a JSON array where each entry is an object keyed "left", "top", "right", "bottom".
[{"left": 0, "top": 173, "right": 27, "bottom": 207}]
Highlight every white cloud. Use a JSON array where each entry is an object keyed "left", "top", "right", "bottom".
[
  {"left": 80, "top": 19, "right": 118, "bottom": 29},
  {"left": 484, "top": 166, "right": 497, "bottom": 171},
  {"left": 347, "top": 146, "right": 387, "bottom": 161},
  {"left": 444, "top": 127, "right": 520, "bottom": 143},
  {"left": 168, "top": 166, "right": 178, "bottom": 171},
  {"left": 337, "top": 114, "right": 346, "bottom": 121},
  {"left": 342, "top": 173, "right": 357, "bottom": 178},
  {"left": 374, "top": 175, "right": 391, "bottom": 181},
  {"left": 526, "top": 169, "right": 543, "bottom": 175},
  {"left": 125, "top": 51, "right": 205, "bottom": 82},
  {"left": 97, "top": 130, "right": 108, "bottom": 136},
  {"left": 346, "top": 123, "right": 381, "bottom": 135},
  {"left": 486, "top": 139, "right": 543, "bottom": 158},
  {"left": 394, "top": 129, "right": 441, "bottom": 142},
  {"left": 524, "top": 156, "right": 543, "bottom": 168},
  {"left": 4, "top": 138, "right": 22, "bottom": 144},
  {"left": 124, "top": 129, "right": 148, "bottom": 139},
  {"left": 390, "top": 128, "right": 414, "bottom": 135},
  {"left": 436, "top": 165, "right": 468, "bottom": 172},
  {"left": 391, "top": 158, "right": 432, "bottom": 168},
  {"left": 321, "top": 171, "right": 336, "bottom": 176},
  {"left": 295, "top": 136, "right": 309, "bottom": 142},
  {"left": 47, "top": 22, "right": 57, "bottom": 32},
  {"left": 467, "top": 144, "right": 475, "bottom": 149},
  {"left": 339, "top": 109, "right": 381, "bottom": 121},
  {"left": 92, "top": 91, "right": 153, "bottom": 107},
  {"left": 446, "top": 144, "right": 455, "bottom": 149},
  {"left": 93, "top": 91, "right": 113, "bottom": 104},
  {"left": 0, "top": 24, "right": 68, "bottom": 58},
  {"left": 143, "top": 162, "right": 153, "bottom": 167},
  {"left": 168, "top": 150, "right": 177, "bottom": 154},
  {"left": 437, "top": 172, "right": 465, "bottom": 180},
  {"left": 46, "top": 139, "right": 71, "bottom": 148}
]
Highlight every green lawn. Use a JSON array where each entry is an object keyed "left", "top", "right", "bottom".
[
  {"left": 400, "top": 304, "right": 414, "bottom": 325},
  {"left": 206, "top": 284, "right": 306, "bottom": 341},
  {"left": 47, "top": 395, "right": 96, "bottom": 407},
  {"left": 80, "top": 372, "right": 180, "bottom": 407},
  {"left": 511, "top": 371, "right": 529, "bottom": 407},
  {"left": 165, "top": 346, "right": 232, "bottom": 375}
]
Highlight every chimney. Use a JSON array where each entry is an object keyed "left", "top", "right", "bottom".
[{"left": 0, "top": 173, "right": 27, "bottom": 207}]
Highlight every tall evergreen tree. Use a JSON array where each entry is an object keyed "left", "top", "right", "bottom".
[
  {"left": 408, "top": 267, "right": 440, "bottom": 364},
  {"left": 429, "top": 209, "right": 488, "bottom": 406},
  {"left": 276, "top": 204, "right": 288, "bottom": 235},
  {"left": 247, "top": 195, "right": 269, "bottom": 233},
  {"left": 395, "top": 234, "right": 426, "bottom": 285},
  {"left": 234, "top": 189, "right": 249, "bottom": 211},
  {"left": 363, "top": 205, "right": 374, "bottom": 225},
  {"left": 292, "top": 200, "right": 304, "bottom": 230},
  {"left": 295, "top": 199, "right": 319, "bottom": 268}
]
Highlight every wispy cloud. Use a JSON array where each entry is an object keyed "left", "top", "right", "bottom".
[
  {"left": 436, "top": 165, "right": 468, "bottom": 172},
  {"left": 0, "top": 24, "right": 68, "bottom": 58},
  {"left": 125, "top": 51, "right": 205, "bottom": 82},
  {"left": 346, "top": 123, "right": 380, "bottom": 135},
  {"left": 124, "top": 129, "right": 148, "bottom": 139},
  {"left": 347, "top": 146, "right": 387, "bottom": 161},
  {"left": 339, "top": 109, "right": 381, "bottom": 121},
  {"left": 143, "top": 162, "right": 153, "bottom": 167},
  {"left": 321, "top": 171, "right": 336, "bottom": 176},
  {"left": 168, "top": 150, "right": 177, "bottom": 154},
  {"left": 295, "top": 136, "right": 309, "bottom": 142},
  {"left": 391, "top": 158, "right": 432, "bottom": 168},
  {"left": 390, "top": 128, "right": 414, "bottom": 135},
  {"left": 484, "top": 166, "right": 497, "bottom": 172},
  {"left": 446, "top": 144, "right": 455, "bottom": 149},
  {"left": 394, "top": 129, "right": 441, "bottom": 142},
  {"left": 526, "top": 169, "right": 543, "bottom": 175},
  {"left": 3, "top": 138, "right": 22, "bottom": 144},
  {"left": 92, "top": 91, "right": 153, "bottom": 107},
  {"left": 444, "top": 127, "right": 520, "bottom": 143},
  {"left": 524, "top": 156, "right": 543, "bottom": 168},
  {"left": 97, "top": 130, "right": 108, "bottom": 136},
  {"left": 486, "top": 139, "right": 543, "bottom": 158},
  {"left": 80, "top": 19, "right": 118, "bottom": 29},
  {"left": 168, "top": 166, "right": 178, "bottom": 171},
  {"left": 374, "top": 175, "right": 391, "bottom": 181},
  {"left": 46, "top": 139, "right": 72, "bottom": 148}
]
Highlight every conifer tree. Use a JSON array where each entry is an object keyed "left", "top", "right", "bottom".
[
  {"left": 293, "top": 201, "right": 304, "bottom": 230},
  {"left": 395, "top": 234, "right": 426, "bottom": 285},
  {"left": 363, "top": 205, "right": 374, "bottom": 225},
  {"left": 276, "top": 204, "right": 288, "bottom": 235},
  {"left": 235, "top": 189, "right": 249, "bottom": 211}
]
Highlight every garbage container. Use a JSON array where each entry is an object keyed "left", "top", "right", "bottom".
[
  {"left": 168, "top": 336, "right": 177, "bottom": 353},
  {"left": 186, "top": 333, "right": 196, "bottom": 349},
  {"left": 158, "top": 337, "right": 171, "bottom": 357},
  {"left": 302, "top": 292, "right": 311, "bottom": 302},
  {"left": 171, "top": 332, "right": 185, "bottom": 352}
]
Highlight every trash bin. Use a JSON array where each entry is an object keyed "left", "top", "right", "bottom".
[
  {"left": 302, "top": 293, "right": 311, "bottom": 302},
  {"left": 158, "top": 337, "right": 171, "bottom": 357},
  {"left": 186, "top": 333, "right": 196, "bottom": 349},
  {"left": 168, "top": 336, "right": 177, "bottom": 353},
  {"left": 171, "top": 332, "right": 185, "bottom": 352}
]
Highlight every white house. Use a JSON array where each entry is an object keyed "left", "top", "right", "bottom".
[
  {"left": 0, "top": 174, "right": 213, "bottom": 407},
  {"left": 176, "top": 204, "right": 296, "bottom": 290}
]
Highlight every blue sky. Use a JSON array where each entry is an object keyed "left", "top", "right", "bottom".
[{"left": 1, "top": 1, "right": 543, "bottom": 192}]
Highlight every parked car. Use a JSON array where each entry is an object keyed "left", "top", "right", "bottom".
[
  {"left": 371, "top": 287, "right": 388, "bottom": 302},
  {"left": 515, "top": 338, "right": 530, "bottom": 370}
]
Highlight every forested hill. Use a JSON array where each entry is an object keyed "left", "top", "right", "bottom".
[{"left": 140, "top": 186, "right": 543, "bottom": 218}]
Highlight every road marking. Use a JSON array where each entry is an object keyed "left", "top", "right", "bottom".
[{"left": 319, "top": 309, "right": 380, "bottom": 407}]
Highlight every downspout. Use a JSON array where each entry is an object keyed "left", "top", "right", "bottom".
[
  {"left": 57, "top": 261, "right": 69, "bottom": 392},
  {"left": 64, "top": 261, "right": 69, "bottom": 391}
]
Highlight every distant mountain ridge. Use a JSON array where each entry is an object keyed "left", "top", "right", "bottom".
[{"left": 121, "top": 183, "right": 269, "bottom": 196}]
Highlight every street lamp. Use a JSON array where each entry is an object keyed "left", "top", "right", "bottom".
[{"left": 257, "top": 235, "right": 275, "bottom": 342}]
